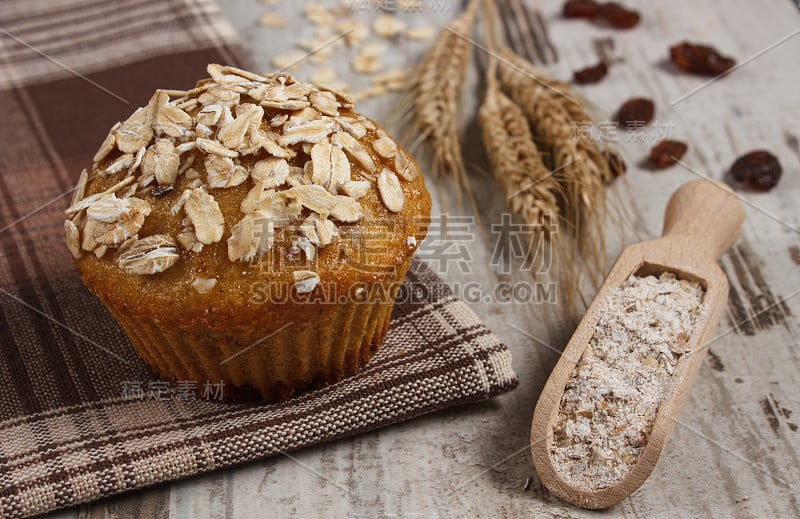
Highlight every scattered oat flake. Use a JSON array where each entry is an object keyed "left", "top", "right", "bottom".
[
  {"left": 143, "top": 139, "right": 180, "bottom": 185},
  {"left": 258, "top": 11, "right": 287, "bottom": 28},
  {"left": 287, "top": 107, "right": 321, "bottom": 127},
  {"left": 352, "top": 53, "right": 382, "bottom": 74},
  {"left": 260, "top": 130, "right": 297, "bottom": 158},
  {"left": 176, "top": 141, "right": 197, "bottom": 154},
  {"left": 192, "top": 277, "right": 217, "bottom": 294},
  {"left": 198, "top": 85, "right": 240, "bottom": 107},
  {"left": 373, "top": 14, "right": 407, "bottom": 38},
  {"left": 270, "top": 113, "right": 289, "bottom": 127},
  {"left": 397, "top": 0, "right": 423, "bottom": 11},
  {"left": 331, "top": 131, "right": 376, "bottom": 172},
  {"left": 227, "top": 211, "right": 273, "bottom": 262},
  {"left": 337, "top": 19, "right": 369, "bottom": 47},
  {"left": 86, "top": 194, "right": 133, "bottom": 223},
  {"left": 65, "top": 220, "right": 81, "bottom": 259},
  {"left": 279, "top": 118, "right": 336, "bottom": 146},
  {"left": 118, "top": 235, "right": 180, "bottom": 275},
  {"left": 394, "top": 151, "right": 418, "bottom": 180},
  {"left": 373, "top": 69, "right": 408, "bottom": 90},
  {"left": 359, "top": 41, "right": 386, "bottom": 56},
  {"left": 300, "top": 213, "right": 337, "bottom": 247},
  {"left": 257, "top": 189, "right": 303, "bottom": 219},
  {"left": 353, "top": 84, "right": 386, "bottom": 102},
  {"left": 311, "top": 140, "right": 350, "bottom": 192},
  {"left": 104, "top": 154, "right": 134, "bottom": 175},
  {"left": 372, "top": 132, "right": 397, "bottom": 158},
  {"left": 93, "top": 131, "right": 116, "bottom": 163},
  {"left": 322, "top": 81, "right": 351, "bottom": 95},
  {"left": 304, "top": 4, "right": 334, "bottom": 26},
  {"left": 185, "top": 189, "right": 225, "bottom": 245},
  {"left": 156, "top": 104, "right": 193, "bottom": 138},
  {"left": 377, "top": 169, "right": 404, "bottom": 212},
  {"left": 205, "top": 155, "right": 248, "bottom": 188},
  {"left": 177, "top": 226, "right": 203, "bottom": 253},
  {"left": 70, "top": 168, "right": 89, "bottom": 208},
  {"left": 81, "top": 219, "right": 99, "bottom": 252},
  {"left": 240, "top": 181, "right": 270, "bottom": 214},
  {"left": 287, "top": 184, "right": 337, "bottom": 215},
  {"left": 293, "top": 270, "right": 320, "bottom": 293},
  {"left": 197, "top": 104, "right": 223, "bottom": 126},
  {"left": 338, "top": 118, "right": 367, "bottom": 139},
  {"left": 311, "top": 67, "right": 337, "bottom": 85},
  {"left": 271, "top": 51, "right": 307, "bottom": 71},
  {"left": 197, "top": 137, "right": 238, "bottom": 158},
  {"left": 295, "top": 236, "right": 316, "bottom": 261},
  {"left": 405, "top": 26, "right": 435, "bottom": 41},
  {"left": 339, "top": 180, "right": 370, "bottom": 199},
  {"left": 330, "top": 195, "right": 364, "bottom": 222},
  {"left": 65, "top": 177, "right": 135, "bottom": 216},
  {"left": 252, "top": 157, "right": 290, "bottom": 188},
  {"left": 91, "top": 197, "right": 152, "bottom": 246},
  {"left": 115, "top": 106, "right": 153, "bottom": 153},
  {"left": 309, "top": 90, "right": 340, "bottom": 116}
]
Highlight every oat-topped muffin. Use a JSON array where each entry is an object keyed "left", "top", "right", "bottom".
[{"left": 65, "top": 65, "right": 431, "bottom": 401}]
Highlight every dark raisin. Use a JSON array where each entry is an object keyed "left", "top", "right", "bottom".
[
  {"left": 598, "top": 2, "right": 640, "bottom": 29},
  {"left": 573, "top": 62, "right": 608, "bottom": 84},
  {"left": 649, "top": 140, "right": 688, "bottom": 169},
  {"left": 730, "top": 150, "right": 782, "bottom": 191},
  {"left": 607, "top": 150, "right": 627, "bottom": 178},
  {"left": 563, "top": 0, "right": 599, "bottom": 18},
  {"left": 616, "top": 97, "right": 655, "bottom": 129},
  {"left": 152, "top": 184, "right": 174, "bottom": 197},
  {"left": 670, "top": 42, "right": 736, "bottom": 76}
]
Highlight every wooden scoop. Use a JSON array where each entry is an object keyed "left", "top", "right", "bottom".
[{"left": 531, "top": 179, "right": 744, "bottom": 509}]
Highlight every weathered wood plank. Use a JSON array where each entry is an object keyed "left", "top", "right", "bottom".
[
  {"left": 41, "top": 486, "right": 170, "bottom": 519},
  {"left": 43, "top": 0, "right": 800, "bottom": 516},
  {"left": 176, "top": 0, "right": 800, "bottom": 516}
]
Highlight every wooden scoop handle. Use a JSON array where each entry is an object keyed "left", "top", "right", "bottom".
[{"left": 661, "top": 179, "right": 745, "bottom": 261}]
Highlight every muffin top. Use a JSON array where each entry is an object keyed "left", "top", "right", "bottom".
[{"left": 65, "top": 65, "right": 430, "bottom": 323}]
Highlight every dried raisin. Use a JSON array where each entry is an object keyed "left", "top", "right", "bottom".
[
  {"left": 563, "top": 1, "right": 640, "bottom": 29},
  {"left": 598, "top": 2, "right": 640, "bottom": 29},
  {"left": 616, "top": 98, "right": 655, "bottom": 129},
  {"left": 573, "top": 62, "right": 609, "bottom": 84},
  {"left": 563, "top": 0, "right": 599, "bottom": 18},
  {"left": 730, "top": 150, "right": 782, "bottom": 191},
  {"left": 648, "top": 140, "right": 688, "bottom": 169},
  {"left": 670, "top": 42, "right": 736, "bottom": 76}
]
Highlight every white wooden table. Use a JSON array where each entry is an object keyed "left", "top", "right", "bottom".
[{"left": 46, "top": 0, "right": 800, "bottom": 517}]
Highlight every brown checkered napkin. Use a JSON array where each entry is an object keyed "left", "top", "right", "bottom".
[{"left": 0, "top": 1, "right": 517, "bottom": 517}]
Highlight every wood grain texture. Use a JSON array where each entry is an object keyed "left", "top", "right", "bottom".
[{"left": 42, "top": 0, "right": 800, "bottom": 517}]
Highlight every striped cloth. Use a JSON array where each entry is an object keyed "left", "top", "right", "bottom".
[{"left": 0, "top": 1, "right": 517, "bottom": 517}]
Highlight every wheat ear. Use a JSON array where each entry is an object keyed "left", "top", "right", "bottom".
[
  {"left": 496, "top": 46, "right": 615, "bottom": 284},
  {"left": 409, "top": 0, "right": 479, "bottom": 191},
  {"left": 478, "top": 0, "right": 584, "bottom": 311},
  {"left": 479, "top": 87, "right": 561, "bottom": 239}
]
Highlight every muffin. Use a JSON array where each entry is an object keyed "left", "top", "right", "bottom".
[{"left": 64, "top": 65, "right": 431, "bottom": 401}]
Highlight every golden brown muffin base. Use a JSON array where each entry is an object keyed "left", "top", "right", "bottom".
[{"left": 95, "top": 255, "right": 411, "bottom": 402}]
